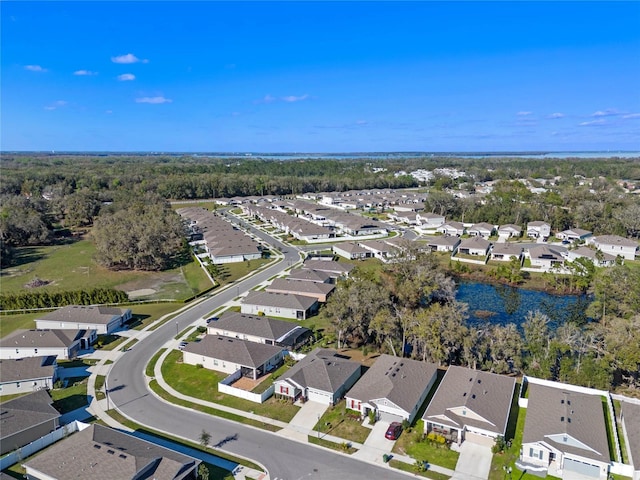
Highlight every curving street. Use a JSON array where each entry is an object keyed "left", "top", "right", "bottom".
[{"left": 107, "top": 214, "right": 411, "bottom": 480}]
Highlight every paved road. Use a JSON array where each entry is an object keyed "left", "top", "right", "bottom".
[{"left": 107, "top": 214, "right": 410, "bottom": 480}]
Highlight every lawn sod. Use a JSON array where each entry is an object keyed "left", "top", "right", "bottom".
[
  {"left": 50, "top": 377, "right": 89, "bottom": 413},
  {"left": 161, "top": 350, "right": 299, "bottom": 423},
  {"left": 388, "top": 459, "right": 451, "bottom": 480},
  {"left": 313, "top": 399, "right": 371, "bottom": 444},
  {"left": 308, "top": 435, "right": 357, "bottom": 454},
  {"left": 392, "top": 420, "right": 459, "bottom": 470}
]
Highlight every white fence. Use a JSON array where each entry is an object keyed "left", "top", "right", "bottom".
[
  {"left": 450, "top": 255, "right": 487, "bottom": 265},
  {"left": 218, "top": 370, "right": 274, "bottom": 404},
  {"left": 0, "top": 421, "right": 87, "bottom": 470}
]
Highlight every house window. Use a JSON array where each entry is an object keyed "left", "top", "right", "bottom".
[
  {"left": 214, "top": 360, "right": 218, "bottom": 366},
  {"left": 17, "top": 382, "right": 20, "bottom": 388},
  {"left": 280, "top": 386, "right": 289, "bottom": 395},
  {"left": 34, "top": 348, "right": 38, "bottom": 354}
]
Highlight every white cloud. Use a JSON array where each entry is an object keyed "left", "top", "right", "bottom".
[
  {"left": 74, "top": 70, "right": 97, "bottom": 76},
  {"left": 111, "top": 53, "right": 147, "bottom": 64},
  {"left": 44, "top": 100, "right": 67, "bottom": 111},
  {"left": 25, "top": 65, "right": 47, "bottom": 72},
  {"left": 135, "top": 96, "right": 172, "bottom": 104},
  {"left": 117, "top": 73, "right": 136, "bottom": 81},
  {"left": 256, "top": 94, "right": 277, "bottom": 104},
  {"left": 517, "top": 111, "right": 533, "bottom": 116},
  {"left": 579, "top": 119, "right": 607, "bottom": 126},
  {"left": 591, "top": 109, "right": 619, "bottom": 117},
  {"left": 547, "top": 112, "right": 565, "bottom": 119},
  {"left": 105, "top": 110, "right": 113, "bottom": 114},
  {"left": 282, "top": 94, "right": 309, "bottom": 103},
  {"left": 622, "top": 113, "right": 640, "bottom": 119}
]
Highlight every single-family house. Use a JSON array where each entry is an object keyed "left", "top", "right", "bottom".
[
  {"left": 286, "top": 268, "right": 333, "bottom": 284},
  {"left": 519, "top": 382, "right": 611, "bottom": 479},
  {"left": 556, "top": 228, "right": 592, "bottom": 243},
  {"left": 423, "top": 365, "right": 516, "bottom": 446},
  {"left": 183, "top": 335, "right": 284, "bottom": 380},
  {"left": 301, "top": 260, "right": 355, "bottom": 279},
  {"left": 0, "top": 390, "right": 61, "bottom": 455},
  {"left": 266, "top": 278, "right": 335, "bottom": 303},
  {"left": 0, "top": 356, "right": 58, "bottom": 396},
  {"left": 345, "top": 354, "right": 437, "bottom": 424},
  {"left": 240, "top": 291, "right": 318, "bottom": 320},
  {"left": 590, "top": 235, "right": 639, "bottom": 261},
  {"left": 207, "top": 311, "right": 311, "bottom": 349},
  {"left": 332, "top": 242, "right": 372, "bottom": 260},
  {"left": 359, "top": 240, "right": 400, "bottom": 261},
  {"left": 417, "top": 212, "right": 446, "bottom": 228},
  {"left": 437, "top": 221, "right": 466, "bottom": 237},
  {"left": 490, "top": 243, "right": 523, "bottom": 262},
  {"left": 620, "top": 401, "right": 640, "bottom": 480},
  {"left": 274, "top": 348, "right": 361, "bottom": 405},
  {"left": 468, "top": 222, "right": 495, "bottom": 239},
  {"left": 23, "top": 424, "right": 201, "bottom": 480},
  {"left": 387, "top": 211, "right": 420, "bottom": 225},
  {"left": 0, "top": 329, "right": 96, "bottom": 360},
  {"left": 527, "top": 221, "right": 552, "bottom": 240},
  {"left": 35, "top": 305, "right": 132, "bottom": 335},
  {"left": 498, "top": 224, "right": 523, "bottom": 238},
  {"left": 528, "top": 245, "right": 565, "bottom": 272},
  {"left": 457, "top": 237, "right": 491, "bottom": 257},
  {"left": 426, "top": 236, "right": 461, "bottom": 253},
  {"left": 566, "top": 246, "right": 616, "bottom": 267}
]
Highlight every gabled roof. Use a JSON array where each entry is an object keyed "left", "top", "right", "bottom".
[
  {"left": 440, "top": 221, "right": 465, "bottom": 230},
  {"left": 37, "top": 305, "right": 129, "bottom": 324},
  {"left": 23, "top": 424, "right": 199, "bottom": 480},
  {"left": 491, "top": 243, "right": 523, "bottom": 256},
  {"left": 459, "top": 236, "right": 491, "bottom": 250},
  {"left": 498, "top": 224, "right": 522, "bottom": 232},
  {"left": 522, "top": 383, "right": 611, "bottom": 464},
  {"left": 211, "top": 311, "right": 302, "bottom": 341},
  {"left": 279, "top": 348, "right": 361, "bottom": 394},
  {"left": 593, "top": 235, "right": 639, "bottom": 248},
  {"left": 0, "top": 390, "right": 60, "bottom": 439},
  {"left": 569, "top": 246, "right": 615, "bottom": 262},
  {"left": 347, "top": 354, "right": 437, "bottom": 414},
  {"left": 241, "top": 291, "right": 318, "bottom": 311},
  {"left": 423, "top": 365, "right": 516, "bottom": 436},
  {"left": 426, "top": 236, "right": 461, "bottom": 247},
  {"left": 301, "top": 260, "right": 355, "bottom": 276},
  {"left": 559, "top": 228, "right": 592, "bottom": 237},
  {"left": 529, "top": 245, "right": 564, "bottom": 260},
  {"left": 333, "top": 242, "right": 371, "bottom": 255},
  {"left": 1, "top": 329, "right": 90, "bottom": 349},
  {"left": 266, "top": 278, "right": 335, "bottom": 297},
  {"left": 527, "top": 221, "right": 551, "bottom": 228},
  {"left": 469, "top": 222, "right": 495, "bottom": 232},
  {"left": 621, "top": 401, "right": 640, "bottom": 468},
  {"left": 0, "top": 355, "right": 57, "bottom": 383},
  {"left": 287, "top": 268, "right": 332, "bottom": 283},
  {"left": 183, "top": 335, "right": 283, "bottom": 368}
]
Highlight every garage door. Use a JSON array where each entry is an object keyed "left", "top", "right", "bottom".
[
  {"left": 465, "top": 431, "right": 495, "bottom": 447},
  {"left": 307, "top": 390, "right": 332, "bottom": 405},
  {"left": 563, "top": 458, "right": 600, "bottom": 479},
  {"left": 378, "top": 410, "right": 404, "bottom": 423}
]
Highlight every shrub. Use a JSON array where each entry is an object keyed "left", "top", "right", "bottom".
[{"left": 492, "top": 435, "right": 507, "bottom": 454}]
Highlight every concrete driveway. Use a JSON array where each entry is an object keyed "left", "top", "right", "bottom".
[
  {"left": 353, "top": 421, "right": 395, "bottom": 463},
  {"left": 451, "top": 441, "right": 493, "bottom": 480}
]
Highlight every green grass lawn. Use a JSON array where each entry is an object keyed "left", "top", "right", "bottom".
[
  {"left": 0, "top": 311, "right": 41, "bottom": 338},
  {"left": 161, "top": 350, "right": 299, "bottom": 422},
  {"left": 212, "top": 258, "right": 273, "bottom": 287},
  {"left": 392, "top": 420, "right": 459, "bottom": 470},
  {"left": 127, "top": 303, "right": 183, "bottom": 330},
  {"left": 50, "top": 377, "right": 88, "bottom": 413},
  {"left": 95, "top": 333, "right": 128, "bottom": 351},
  {"left": 146, "top": 348, "right": 167, "bottom": 376},
  {"left": 314, "top": 400, "right": 371, "bottom": 444},
  {"left": 95, "top": 375, "right": 106, "bottom": 400},
  {"left": 308, "top": 435, "right": 357, "bottom": 454},
  {"left": 388, "top": 459, "right": 451, "bottom": 480},
  {"left": 56, "top": 358, "right": 98, "bottom": 368}
]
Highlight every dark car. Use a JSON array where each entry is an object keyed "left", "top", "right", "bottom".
[
  {"left": 385, "top": 422, "right": 403, "bottom": 440},
  {"left": 206, "top": 317, "right": 219, "bottom": 324}
]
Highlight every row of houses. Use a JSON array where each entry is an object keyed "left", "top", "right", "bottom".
[{"left": 177, "top": 206, "right": 263, "bottom": 264}]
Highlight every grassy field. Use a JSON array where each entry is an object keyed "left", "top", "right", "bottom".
[
  {"left": 392, "top": 420, "right": 459, "bottom": 470},
  {"left": 308, "top": 435, "right": 357, "bottom": 454},
  {"left": 314, "top": 400, "right": 372, "bottom": 444},
  {"left": 161, "top": 350, "right": 300, "bottom": 422},
  {"left": 0, "top": 236, "right": 213, "bottom": 302},
  {"left": 0, "top": 311, "right": 42, "bottom": 338},
  {"left": 50, "top": 377, "right": 88, "bottom": 413}
]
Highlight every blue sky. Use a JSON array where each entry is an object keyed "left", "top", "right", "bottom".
[{"left": 2, "top": 1, "right": 639, "bottom": 152}]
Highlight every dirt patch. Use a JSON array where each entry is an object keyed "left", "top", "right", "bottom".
[
  {"left": 118, "top": 272, "right": 183, "bottom": 295},
  {"left": 128, "top": 288, "right": 157, "bottom": 298}
]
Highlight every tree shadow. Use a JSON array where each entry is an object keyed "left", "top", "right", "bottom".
[
  {"left": 126, "top": 314, "right": 150, "bottom": 329},
  {"left": 1, "top": 246, "right": 45, "bottom": 271}
]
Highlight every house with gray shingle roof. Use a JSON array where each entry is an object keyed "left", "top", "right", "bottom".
[
  {"left": 566, "top": 246, "right": 616, "bottom": 267},
  {"left": 274, "top": 348, "right": 361, "bottom": 405},
  {"left": 589, "top": 234, "right": 639, "bottom": 261},
  {"left": 468, "top": 222, "right": 496, "bottom": 239},
  {"left": 457, "top": 236, "right": 491, "bottom": 257},
  {"left": 301, "top": 260, "right": 355, "bottom": 279},
  {"left": 35, "top": 305, "right": 132, "bottom": 334},
  {"left": 620, "top": 401, "right": 640, "bottom": 480},
  {"left": 437, "top": 221, "right": 465, "bottom": 237},
  {"left": 266, "top": 278, "right": 335, "bottom": 303},
  {"left": 23, "top": 423, "right": 200, "bottom": 480},
  {"left": 183, "top": 335, "right": 284, "bottom": 380},
  {"left": 241, "top": 291, "right": 318, "bottom": 320},
  {"left": 422, "top": 365, "right": 516, "bottom": 446},
  {"left": 519, "top": 381, "right": 611, "bottom": 479},
  {"left": 556, "top": 228, "right": 592, "bottom": 243},
  {"left": 332, "top": 242, "right": 372, "bottom": 260},
  {"left": 0, "top": 355, "right": 58, "bottom": 396},
  {"left": 0, "top": 329, "right": 96, "bottom": 360},
  {"left": 345, "top": 354, "right": 438, "bottom": 423},
  {"left": 490, "top": 243, "right": 523, "bottom": 262},
  {"left": 0, "top": 390, "right": 60, "bottom": 455},
  {"left": 498, "top": 224, "right": 522, "bottom": 238},
  {"left": 207, "top": 311, "right": 311, "bottom": 350},
  {"left": 286, "top": 268, "right": 332, "bottom": 284},
  {"left": 425, "top": 236, "right": 461, "bottom": 253}
]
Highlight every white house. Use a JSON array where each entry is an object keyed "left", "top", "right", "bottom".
[
  {"left": 519, "top": 381, "right": 611, "bottom": 479},
  {"left": 556, "top": 228, "right": 592, "bottom": 243},
  {"left": 240, "top": 291, "right": 318, "bottom": 320},
  {"left": 345, "top": 355, "right": 437, "bottom": 424},
  {"left": 457, "top": 237, "right": 491, "bottom": 257},
  {"left": 490, "top": 243, "right": 523, "bottom": 262},
  {"left": 417, "top": 212, "right": 446, "bottom": 228},
  {"left": 35, "top": 305, "right": 132, "bottom": 335},
  {"left": 589, "top": 235, "right": 639, "bottom": 261},
  {"left": 498, "top": 224, "right": 523, "bottom": 238},
  {"left": 468, "top": 222, "right": 495, "bottom": 239},
  {"left": 0, "top": 329, "right": 96, "bottom": 360},
  {"left": 332, "top": 242, "right": 372, "bottom": 260},
  {"left": 0, "top": 356, "right": 58, "bottom": 396},
  {"left": 566, "top": 246, "right": 616, "bottom": 267},
  {"left": 437, "top": 221, "right": 465, "bottom": 237},
  {"left": 528, "top": 245, "right": 565, "bottom": 272},
  {"left": 425, "top": 236, "right": 461, "bottom": 253},
  {"left": 527, "top": 221, "right": 551, "bottom": 240}
]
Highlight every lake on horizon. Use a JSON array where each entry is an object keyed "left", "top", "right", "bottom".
[{"left": 455, "top": 280, "right": 590, "bottom": 328}]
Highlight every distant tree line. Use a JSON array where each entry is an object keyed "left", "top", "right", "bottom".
[
  {"left": 0, "top": 287, "right": 129, "bottom": 311},
  {"left": 323, "top": 246, "right": 640, "bottom": 391}
]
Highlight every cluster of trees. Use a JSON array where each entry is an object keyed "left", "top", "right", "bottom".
[
  {"left": 92, "top": 193, "right": 188, "bottom": 271},
  {"left": 0, "top": 287, "right": 129, "bottom": 310},
  {"left": 323, "top": 247, "right": 640, "bottom": 391}
]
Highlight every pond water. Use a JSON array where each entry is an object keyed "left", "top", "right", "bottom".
[{"left": 456, "top": 280, "right": 591, "bottom": 328}]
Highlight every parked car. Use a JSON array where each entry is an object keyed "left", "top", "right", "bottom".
[
  {"left": 385, "top": 422, "right": 403, "bottom": 440},
  {"left": 206, "top": 317, "right": 219, "bottom": 324},
  {"left": 178, "top": 342, "right": 188, "bottom": 350}
]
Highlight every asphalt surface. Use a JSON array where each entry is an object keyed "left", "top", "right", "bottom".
[{"left": 107, "top": 214, "right": 410, "bottom": 480}]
